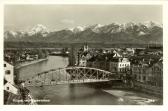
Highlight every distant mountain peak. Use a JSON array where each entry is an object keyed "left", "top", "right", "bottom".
[
  {"left": 85, "top": 24, "right": 104, "bottom": 33},
  {"left": 28, "top": 24, "right": 49, "bottom": 37},
  {"left": 143, "top": 21, "right": 162, "bottom": 28},
  {"left": 4, "top": 31, "right": 17, "bottom": 39},
  {"left": 67, "top": 26, "right": 86, "bottom": 33}
]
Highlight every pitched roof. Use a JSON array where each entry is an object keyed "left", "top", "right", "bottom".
[{"left": 4, "top": 61, "right": 14, "bottom": 66}]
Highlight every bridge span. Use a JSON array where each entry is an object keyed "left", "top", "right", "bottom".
[{"left": 25, "top": 67, "right": 119, "bottom": 87}]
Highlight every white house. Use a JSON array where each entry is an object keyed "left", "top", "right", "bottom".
[
  {"left": 4, "top": 61, "right": 14, "bottom": 84},
  {"left": 79, "top": 55, "right": 87, "bottom": 67},
  {"left": 109, "top": 57, "right": 130, "bottom": 73},
  {"left": 126, "top": 48, "right": 135, "bottom": 55},
  {"left": 112, "top": 50, "right": 122, "bottom": 57},
  {"left": 4, "top": 80, "right": 18, "bottom": 95}
]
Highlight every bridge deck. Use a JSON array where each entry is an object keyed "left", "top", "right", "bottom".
[{"left": 25, "top": 79, "right": 111, "bottom": 87}]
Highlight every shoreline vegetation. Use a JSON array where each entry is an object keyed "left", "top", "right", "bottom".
[{"left": 15, "top": 58, "right": 48, "bottom": 69}]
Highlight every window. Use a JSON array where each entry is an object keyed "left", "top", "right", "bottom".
[
  {"left": 139, "top": 76, "right": 141, "bottom": 80},
  {"left": 4, "top": 64, "right": 6, "bottom": 67},
  {"left": 7, "top": 87, "right": 9, "bottom": 90},
  {"left": 143, "top": 76, "right": 146, "bottom": 81},
  {"left": 5, "top": 70, "right": 11, "bottom": 75}
]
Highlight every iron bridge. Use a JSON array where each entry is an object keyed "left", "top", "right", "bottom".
[{"left": 25, "top": 67, "right": 118, "bottom": 86}]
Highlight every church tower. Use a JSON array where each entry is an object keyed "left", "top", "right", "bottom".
[{"left": 83, "top": 43, "right": 88, "bottom": 52}]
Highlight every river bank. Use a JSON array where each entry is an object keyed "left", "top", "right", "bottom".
[
  {"left": 15, "top": 58, "right": 48, "bottom": 69},
  {"left": 103, "top": 89, "right": 162, "bottom": 105},
  {"left": 133, "top": 82, "right": 163, "bottom": 97},
  {"left": 100, "top": 80, "right": 163, "bottom": 105}
]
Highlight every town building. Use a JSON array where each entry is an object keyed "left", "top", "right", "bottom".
[
  {"left": 79, "top": 55, "right": 87, "bottom": 67},
  {"left": 109, "top": 57, "right": 130, "bottom": 74},
  {"left": 4, "top": 61, "right": 18, "bottom": 95},
  {"left": 148, "top": 61, "right": 163, "bottom": 87},
  {"left": 132, "top": 64, "right": 150, "bottom": 83},
  {"left": 126, "top": 48, "right": 135, "bottom": 56},
  {"left": 4, "top": 61, "right": 14, "bottom": 84},
  {"left": 4, "top": 79, "right": 18, "bottom": 95},
  {"left": 132, "top": 60, "right": 163, "bottom": 87},
  {"left": 26, "top": 54, "right": 38, "bottom": 61},
  {"left": 79, "top": 53, "right": 92, "bottom": 67},
  {"left": 112, "top": 50, "right": 123, "bottom": 57}
]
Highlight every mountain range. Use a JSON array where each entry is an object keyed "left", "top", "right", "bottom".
[{"left": 4, "top": 21, "right": 163, "bottom": 44}]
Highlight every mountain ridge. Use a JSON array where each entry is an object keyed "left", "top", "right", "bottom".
[{"left": 4, "top": 22, "right": 163, "bottom": 44}]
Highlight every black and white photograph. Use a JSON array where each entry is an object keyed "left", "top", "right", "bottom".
[{"left": 3, "top": 2, "right": 164, "bottom": 106}]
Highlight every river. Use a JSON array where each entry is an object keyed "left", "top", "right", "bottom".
[{"left": 17, "top": 56, "right": 162, "bottom": 105}]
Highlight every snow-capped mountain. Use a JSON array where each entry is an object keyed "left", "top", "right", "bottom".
[
  {"left": 4, "top": 22, "right": 163, "bottom": 44},
  {"left": 67, "top": 26, "right": 86, "bottom": 33},
  {"left": 4, "top": 24, "right": 50, "bottom": 39},
  {"left": 143, "top": 21, "right": 162, "bottom": 29},
  {"left": 4, "top": 30, "right": 27, "bottom": 39},
  {"left": 4, "top": 31, "right": 17, "bottom": 39},
  {"left": 28, "top": 24, "right": 49, "bottom": 37},
  {"left": 67, "top": 24, "right": 105, "bottom": 33},
  {"left": 85, "top": 24, "right": 104, "bottom": 33}
]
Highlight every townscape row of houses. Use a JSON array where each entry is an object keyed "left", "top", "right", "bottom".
[
  {"left": 76, "top": 44, "right": 163, "bottom": 88},
  {"left": 4, "top": 52, "right": 39, "bottom": 66},
  {"left": 4, "top": 61, "right": 35, "bottom": 104},
  {"left": 4, "top": 44, "right": 163, "bottom": 100},
  {"left": 4, "top": 48, "right": 50, "bottom": 66},
  {"left": 4, "top": 61, "right": 18, "bottom": 96}
]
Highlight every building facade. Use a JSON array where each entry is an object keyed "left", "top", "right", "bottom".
[
  {"left": 132, "top": 61, "right": 163, "bottom": 87},
  {"left": 132, "top": 64, "right": 150, "bottom": 83},
  {"left": 148, "top": 61, "right": 163, "bottom": 87},
  {"left": 4, "top": 61, "right": 14, "bottom": 84},
  {"left": 4, "top": 80, "right": 18, "bottom": 95},
  {"left": 109, "top": 57, "right": 130, "bottom": 74},
  {"left": 4, "top": 61, "right": 18, "bottom": 95},
  {"left": 79, "top": 55, "right": 87, "bottom": 67}
]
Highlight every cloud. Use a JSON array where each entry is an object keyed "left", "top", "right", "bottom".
[{"left": 61, "top": 19, "right": 75, "bottom": 24}]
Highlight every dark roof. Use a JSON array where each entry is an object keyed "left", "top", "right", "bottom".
[{"left": 4, "top": 79, "right": 8, "bottom": 85}]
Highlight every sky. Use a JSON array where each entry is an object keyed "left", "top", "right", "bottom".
[{"left": 4, "top": 5, "right": 162, "bottom": 31}]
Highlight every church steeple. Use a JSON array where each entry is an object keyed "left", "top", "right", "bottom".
[{"left": 83, "top": 43, "right": 88, "bottom": 52}]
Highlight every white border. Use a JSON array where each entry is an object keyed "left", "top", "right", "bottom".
[
  {"left": 1, "top": 0, "right": 166, "bottom": 5},
  {"left": 0, "top": 0, "right": 168, "bottom": 111}
]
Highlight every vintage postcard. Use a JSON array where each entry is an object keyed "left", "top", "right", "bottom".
[{"left": 1, "top": 0, "right": 167, "bottom": 110}]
